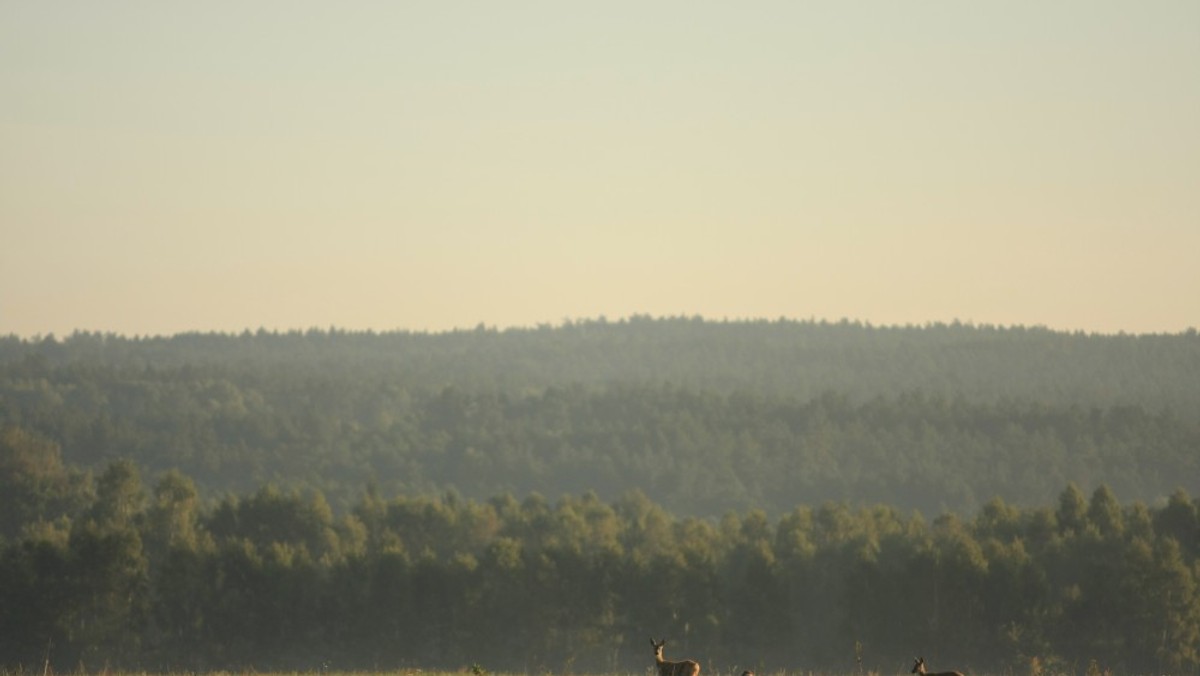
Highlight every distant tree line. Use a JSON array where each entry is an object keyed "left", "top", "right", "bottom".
[
  {"left": 4, "top": 318, "right": 1198, "bottom": 415},
  {"left": 2, "top": 320, "right": 1198, "bottom": 516},
  {"left": 2, "top": 444, "right": 1198, "bottom": 674}
]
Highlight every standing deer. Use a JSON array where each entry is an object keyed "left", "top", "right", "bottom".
[
  {"left": 911, "top": 657, "right": 962, "bottom": 676},
  {"left": 651, "top": 638, "right": 700, "bottom": 676}
]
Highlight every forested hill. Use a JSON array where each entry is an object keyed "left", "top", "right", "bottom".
[
  {"left": 2, "top": 317, "right": 1198, "bottom": 516},
  {"left": 5, "top": 318, "right": 1199, "bottom": 411}
]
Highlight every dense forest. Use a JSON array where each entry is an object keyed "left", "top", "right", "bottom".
[
  {"left": 3, "top": 318, "right": 1200, "bottom": 673},
  {"left": 1, "top": 450, "right": 1198, "bottom": 674},
  {"left": 2, "top": 318, "right": 1198, "bottom": 516}
]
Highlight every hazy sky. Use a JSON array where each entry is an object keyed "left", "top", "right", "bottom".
[{"left": 3, "top": 1, "right": 1198, "bottom": 337}]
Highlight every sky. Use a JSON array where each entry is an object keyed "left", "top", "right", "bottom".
[{"left": 2, "top": 1, "right": 1198, "bottom": 338}]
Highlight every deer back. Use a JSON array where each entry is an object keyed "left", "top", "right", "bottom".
[{"left": 657, "top": 659, "right": 700, "bottom": 676}]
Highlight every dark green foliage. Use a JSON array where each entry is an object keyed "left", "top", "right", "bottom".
[
  {"left": 1, "top": 467, "right": 1198, "bottom": 674},
  {"left": 0, "top": 425, "right": 88, "bottom": 540}
]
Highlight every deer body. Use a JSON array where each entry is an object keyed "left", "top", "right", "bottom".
[
  {"left": 911, "top": 657, "right": 962, "bottom": 676},
  {"left": 651, "top": 638, "right": 700, "bottom": 676}
]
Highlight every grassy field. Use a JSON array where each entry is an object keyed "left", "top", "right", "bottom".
[
  {"left": 0, "top": 673, "right": 910, "bottom": 676},
  {"left": 0, "top": 667, "right": 1060, "bottom": 672},
  {"left": 0, "top": 672, "right": 1099, "bottom": 676},
  {"left": 2, "top": 661, "right": 1118, "bottom": 676}
]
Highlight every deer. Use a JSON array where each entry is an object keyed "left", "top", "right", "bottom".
[
  {"left": 911, "top": 657, "right": 963, "bottom": 676},
  {"left": 650, "top": 638, "right": 700, "bottom": 676}
]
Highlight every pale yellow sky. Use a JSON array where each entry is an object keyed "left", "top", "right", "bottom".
[{"left": 3, "top": 1, "right": 1198, "bottom": 337}]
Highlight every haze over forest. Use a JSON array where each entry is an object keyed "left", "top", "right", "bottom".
[{"left": 4, "top": 318, "right": 1198, "bottom": 518}]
